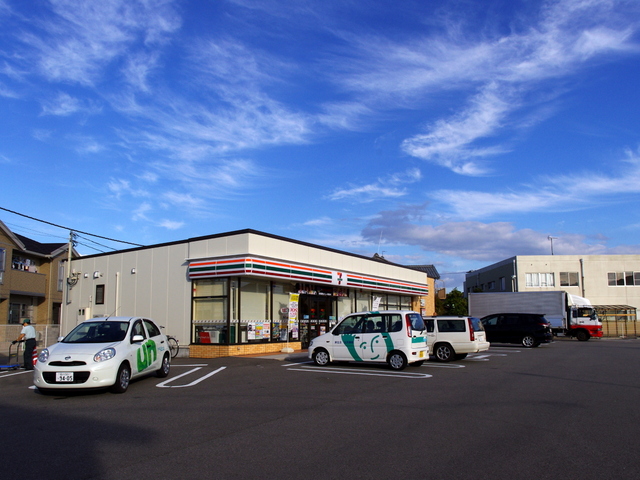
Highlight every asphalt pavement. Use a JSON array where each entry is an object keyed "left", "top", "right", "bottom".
[{"left": 2, "top": 338, "right": 640, "bottom": 480}]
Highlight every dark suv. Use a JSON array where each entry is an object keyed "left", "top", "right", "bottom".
[{"left": 479, "top": 313, "right": 552, "bottom": 348}]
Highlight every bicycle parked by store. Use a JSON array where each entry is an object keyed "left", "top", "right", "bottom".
[
  {"left": 161, "top": 326, "right": 180, "bottom": 358},
  {"left": 167, "top": 335, "right": 179, "bottom": 358}
]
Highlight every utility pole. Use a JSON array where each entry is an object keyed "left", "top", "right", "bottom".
[{"left": 548, "top": 236, "right": 558, "bottom": 255}]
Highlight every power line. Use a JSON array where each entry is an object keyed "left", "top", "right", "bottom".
[{"left": 0, "top": 206, "right": 144, "bottom": 247}]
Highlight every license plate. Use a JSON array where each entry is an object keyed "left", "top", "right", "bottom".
[
  {"left": 419, "top": 351, "right": 425, "bottom": 358},
  {"left": 56, "top": 372, "right": 74, "bottom": 383}
]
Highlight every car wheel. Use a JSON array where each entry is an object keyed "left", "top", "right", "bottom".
[
  {"left": 156, "top": 353, "right": 170, "bottom": 378},
  {"left": 454, "top": 353, "right": 468, "bottom": 360},
  {"left": 388, "top": 351, "right": 407, "bottom": 370},
  {"left": 522, "top": 335, "right": 538, "bottom": 348},
  {"left": 576, "top": 330, "right": 590, "bottom": 341},
  {"left": 111, "top": 363, "right": 131, "bottom": 393},
  {"left": 434, "top": 343, "right": 454, "bottom": 362},
  {"left": 312, "top": 349, "right": 330, "bottom": 367}
]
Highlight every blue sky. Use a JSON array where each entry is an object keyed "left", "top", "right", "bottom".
[{"left": 2, "top": 0, "right": 640, "bottom": 291}]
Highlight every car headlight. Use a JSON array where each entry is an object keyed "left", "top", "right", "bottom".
[
  {"left": 94, "top": 347, "right": 116, "bottom": 363},
  {"left": 38, "top": 349, "right": 49, "bottom": 363}
]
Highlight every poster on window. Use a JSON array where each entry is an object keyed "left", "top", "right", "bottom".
[
  {"left": 372, "top": 296, "right": 382, "bottom": 310},
  {"left": 247, "top": 322, "right": 271, "bottom": 340},
  {"left": 288, "top": 293, "right": 299, "bottom": 340}
]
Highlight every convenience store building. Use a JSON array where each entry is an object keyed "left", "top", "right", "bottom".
[{"left": 62, "top": 229, "right": 434, "bottom": 358}]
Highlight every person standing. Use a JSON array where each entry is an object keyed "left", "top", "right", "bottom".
[{"left": 14, "top": 318, "right": 36, "bottom": 370}]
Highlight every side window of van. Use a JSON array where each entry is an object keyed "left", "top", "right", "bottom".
[
  {"left": 482, "top": 315, "right": 499, "bottom": 326},
  {"left": 334, "top": 315, "right": 364, "bottom": 335},
  {"left": 387, "top": 314, "right": 403, "bottom": 332},
  {"left": 503, "top": 314, "right": 520, "bottom": 326},
  {"left": 425, "top": 319, "right": 435, "bottom": 333},
  {"left": 438, "top": 320, "right": 465, "bottom": 332},
  {"left": 367, "top": 315, "right": 387, "bottom": 333}
]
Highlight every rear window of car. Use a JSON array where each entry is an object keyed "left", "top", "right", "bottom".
[{"left": 470, "top": 317, "right": 484, "bottom": 331}]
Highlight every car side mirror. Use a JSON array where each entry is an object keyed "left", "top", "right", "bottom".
[
  {"left": 132, "top": 334, "right": 144, "bottom": 343},
  {"left": 57, "top": 336, "right": 64, "bottom": 342}
]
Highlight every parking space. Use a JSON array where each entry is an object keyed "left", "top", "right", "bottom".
[
  {"left": 0, "top": 345, "right": 530, "bottom": 394},
  {"left": 2, "top": 340, "right": 640, "bottom": 480}
]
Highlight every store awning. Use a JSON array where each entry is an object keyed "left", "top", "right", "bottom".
[{"left": 188, "top": 256, "right": 429, "bottom": 295}]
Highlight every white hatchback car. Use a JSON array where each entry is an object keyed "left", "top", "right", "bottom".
[
  {"left": 423, "top": 316, "right": 490, "bottom": 362},
  {"left": 34, "top": 316, "right": 171, "bottom": 394}
]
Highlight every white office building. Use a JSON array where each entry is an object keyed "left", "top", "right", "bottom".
[{"left": 464, "top": 255, "right": 640, "bottom": 336}]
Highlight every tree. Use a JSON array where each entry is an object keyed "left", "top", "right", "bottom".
[{"left": 435, "top": 288, "right": 468, "bottom": 316}]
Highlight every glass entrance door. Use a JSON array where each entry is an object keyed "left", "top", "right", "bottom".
[{"left": 299, "top": 295, "right": 335, "bottom": 348}]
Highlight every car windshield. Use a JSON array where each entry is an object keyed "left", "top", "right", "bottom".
[{"left": 63, "top": 321, "right": 129, "bottom": 343}]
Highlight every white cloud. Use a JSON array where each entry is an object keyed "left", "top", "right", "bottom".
[
  {"left": 328, "top": 168, "right": 422, "bottom": 202},
  {"left": 157, "top": 219, "right": 183, "bottom": 230},
  {"left": 329, "top": 0, "right": 639, "bottom": 175},
  {"left": 23, "top": 0, "right": 180, "bottom": 86},
  {"left": 433, "top": 148, "right": 640, "bottom": 219},
  {"left": 363, "top": 214, "right": 609, "bottom": 262},
  {"left": 132, "top": 201, "right": 152, "bottom": 221}
]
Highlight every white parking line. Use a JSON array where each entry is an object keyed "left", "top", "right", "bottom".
[
  {"left": 156, "top": 366, "right": 226, "bottom": 388},
  {"left": 286, "top": 365, "right": 432, "bottom": 378},
  {"left": 421, "top": 363, "right": 466, "bottom": 368},
  {"left": 0, "top": 369, "right": 31, "bottom": 378}
]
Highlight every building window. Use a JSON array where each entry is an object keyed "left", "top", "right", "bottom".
[
  {"left": 95, "top": 284, "right": 105, "bottom": 304},
  {"left": 272, "top": 281, "right": 296, "bottom": 341},
  {"left": 12, "top": 254, "right": 38, "bottom": 272},
  {"left": 608, "top": 272, "right": 640, "bottom": 286},
  {"left": 525, "top": 273, "right": 555, "bottom": 287},
  {"left": 58, "top": 262, "right": 65, "bottom": 292},
  {"left": 239, "top": 278, "right": 271, "bottom": 343},
  {"left": 488, "top": 281, "right": 496, "bottom": 290},
  {"left": 355, "top": 290, "right": 371, "bottom": 312},
  {"left": 192, "top": 278, "right": 229, "bottom": 344},
  {"left": 0, "top": 248, "right": 4, "bottom": 284},
  {"left": 560, "top": 272, "right": 579, "bottom": 287},
  {"left": 499, "top": 277, "right": 506, "bottom": 291}
]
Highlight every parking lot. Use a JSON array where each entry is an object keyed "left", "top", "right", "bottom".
[{"left": 2, "top": 338, "right": 640, "bottom": 480}]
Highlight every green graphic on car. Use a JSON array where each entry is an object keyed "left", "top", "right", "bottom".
[
  {"left": 342, "top": 333, "right": 395, "bottom": 361},
  {"left": 136, "top": 339, "right": 157, "bottom": 371}
]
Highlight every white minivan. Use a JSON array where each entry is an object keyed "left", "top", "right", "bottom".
[
  {"left": 308, "top": 310, "right": 428, "bottom": 370},
  {"left": 422, "top": 316, "right": 490, "bottom": 362}
]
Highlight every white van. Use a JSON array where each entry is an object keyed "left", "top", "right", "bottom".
[
  {"left": 308, "top": 310, "right": 428, "bottom": 370},
  {"left": 423, "top": 316, "right": 490, "bottom": 362}
]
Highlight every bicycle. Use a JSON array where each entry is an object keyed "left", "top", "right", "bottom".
[{"left": 167, "top": 335, "right": 179, "bottom": 358}]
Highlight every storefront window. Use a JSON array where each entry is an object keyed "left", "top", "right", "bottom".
[
  {"left": 336, "top": 296, "right": 352, "bottom": 326},
  {"left": 192, "top": 278, "right": 228, "bottom": 344},
  {"left": 356, "top": 291, "right": 370, "bottom": 311},
  {"left": 272, "top": 281, "right": 295, "bottom": 341},
  {"left": 386, "top": 294, "right": 400, "bottom": 309},
  {"left": 239, "top": 278, "right": 270, "bottom": 343}
]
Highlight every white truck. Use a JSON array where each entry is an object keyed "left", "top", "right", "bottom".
[{"left": 468, "top": 291, "right": 603, "bottom": 341}]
